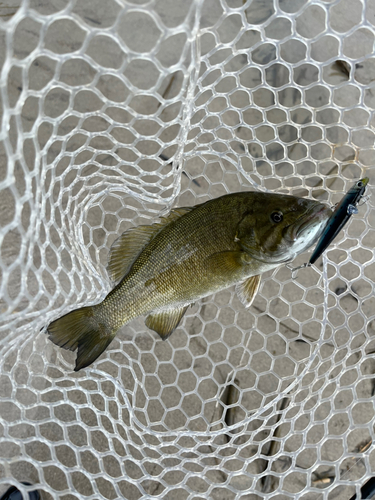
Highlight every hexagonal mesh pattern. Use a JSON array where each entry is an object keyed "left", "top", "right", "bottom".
[{"left": 1, "top": 0, "right": 375, "bottom": 498}]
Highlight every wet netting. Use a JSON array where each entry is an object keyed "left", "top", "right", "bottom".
[{"left": 1, "top": 0, "right": 375, "bottom": 498}]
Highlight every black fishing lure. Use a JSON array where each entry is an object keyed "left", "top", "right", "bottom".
[{"left": 289, "top": 177, "right": 369, "bottom": 276}]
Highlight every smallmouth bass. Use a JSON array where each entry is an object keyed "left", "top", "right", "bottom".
[{"left": 47, "top": 191, "right": 332, "bottom": 371}]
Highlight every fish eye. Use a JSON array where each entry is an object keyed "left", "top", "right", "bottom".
[
  {"left": 271, "top": 211, "right": 283, "bottom": 223},
  {"left": 357, "top": 181, "right": 363, "bottom": 188}
]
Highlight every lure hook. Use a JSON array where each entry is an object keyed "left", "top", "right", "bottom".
[
  {"left": 286, "top": 262, "right": 310, "bottom": 279},
  {"left": 358, "top": 194, "right": 370, "bottom": 207}
]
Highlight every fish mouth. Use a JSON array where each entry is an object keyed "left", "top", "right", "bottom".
[{"left": 286, "top": 204, "right": 332, "bottom": 242}]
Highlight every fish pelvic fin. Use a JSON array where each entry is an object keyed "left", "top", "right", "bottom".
[
  {"left": 145, "top": 305, "right": 189, "bottom": 340},
  {"left": 236, "top": 275, "right": 261, "bottom": 308},
  {"left": 107, "top": 207, "right": 193, "bottom": 284},
  {"left": 47, "top": 306, "right": 115, "bottom": 371}
]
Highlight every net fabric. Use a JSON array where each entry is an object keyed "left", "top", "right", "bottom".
[{"left": 0, "top": 0, "right": 375, "bottom": 498}]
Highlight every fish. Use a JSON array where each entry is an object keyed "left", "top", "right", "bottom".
[
  {"left": 47, "top": 191, "right": 332, "bottom": 371},
  {"left": 308, "top": 177, "right": 369, "bottom": 266}
]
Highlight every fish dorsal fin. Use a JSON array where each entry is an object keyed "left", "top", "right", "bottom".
[
  {"left": 159, "top": 207, "right": 192, "bottom": 224},
  {"left": 107, "top": 207, "right": 192, "bottom": 283},
  {"left": 236, "top": 275, "right": 261, "bottom": 308},
  {"left": 145, "top": 306, "right": 189, "bottom": 340},
  {"left": 107, "top": 225, "right": 159, "bottom": 283}
]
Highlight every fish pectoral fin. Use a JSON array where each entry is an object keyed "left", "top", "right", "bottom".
[
  {"left": 236, "top": 275, "right": 261, "bottom": 308},
  {"left": 205, "top": 251, "right": 245, "bottom": 275},
  {"left": 107, "top": 207, "right": 192, "bottom": 283},
  {"left": 145, "top": 306, "right": 189, "bottom": 340}
]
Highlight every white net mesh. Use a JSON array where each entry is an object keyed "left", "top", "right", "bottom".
[{"left": 1, "top": 0, "right": 375, "bottom": 498}]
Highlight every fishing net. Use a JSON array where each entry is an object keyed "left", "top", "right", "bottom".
[{"left": 1, "top": 0, "right": 375, "bottom": 498}]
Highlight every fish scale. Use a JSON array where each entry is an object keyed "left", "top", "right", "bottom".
[{"left": 47, "top": 191, "right": 332, "bottom": 371}]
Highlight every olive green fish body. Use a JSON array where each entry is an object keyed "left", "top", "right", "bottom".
[
  {"left": 100, "top": 195, "right": 271, "bottom": 327},
  {"left": 47, "top": 192, "right": 332, "bottom": 371}
]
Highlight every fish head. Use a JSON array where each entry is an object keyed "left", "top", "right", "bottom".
[{"left": 237, "top": 193, "right": 332, "bottom": 264}]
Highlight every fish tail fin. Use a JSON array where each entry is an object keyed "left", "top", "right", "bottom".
[{"left": 47, "top": 305, "right": 115, "bottom": 371}]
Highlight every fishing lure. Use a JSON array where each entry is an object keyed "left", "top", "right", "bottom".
[{"left": 288, "top": 177, "right": 369, "bottom": 277}]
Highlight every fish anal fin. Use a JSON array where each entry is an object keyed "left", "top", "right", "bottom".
[
  {"left": 236, "top": 275, "right": 261, "bottom": 308},
  {"left": 145, "top": 306, "right": 189, "bottom": 340},
  {"left": 107, "top": 207, "right": 192, "bottom": 283}
]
